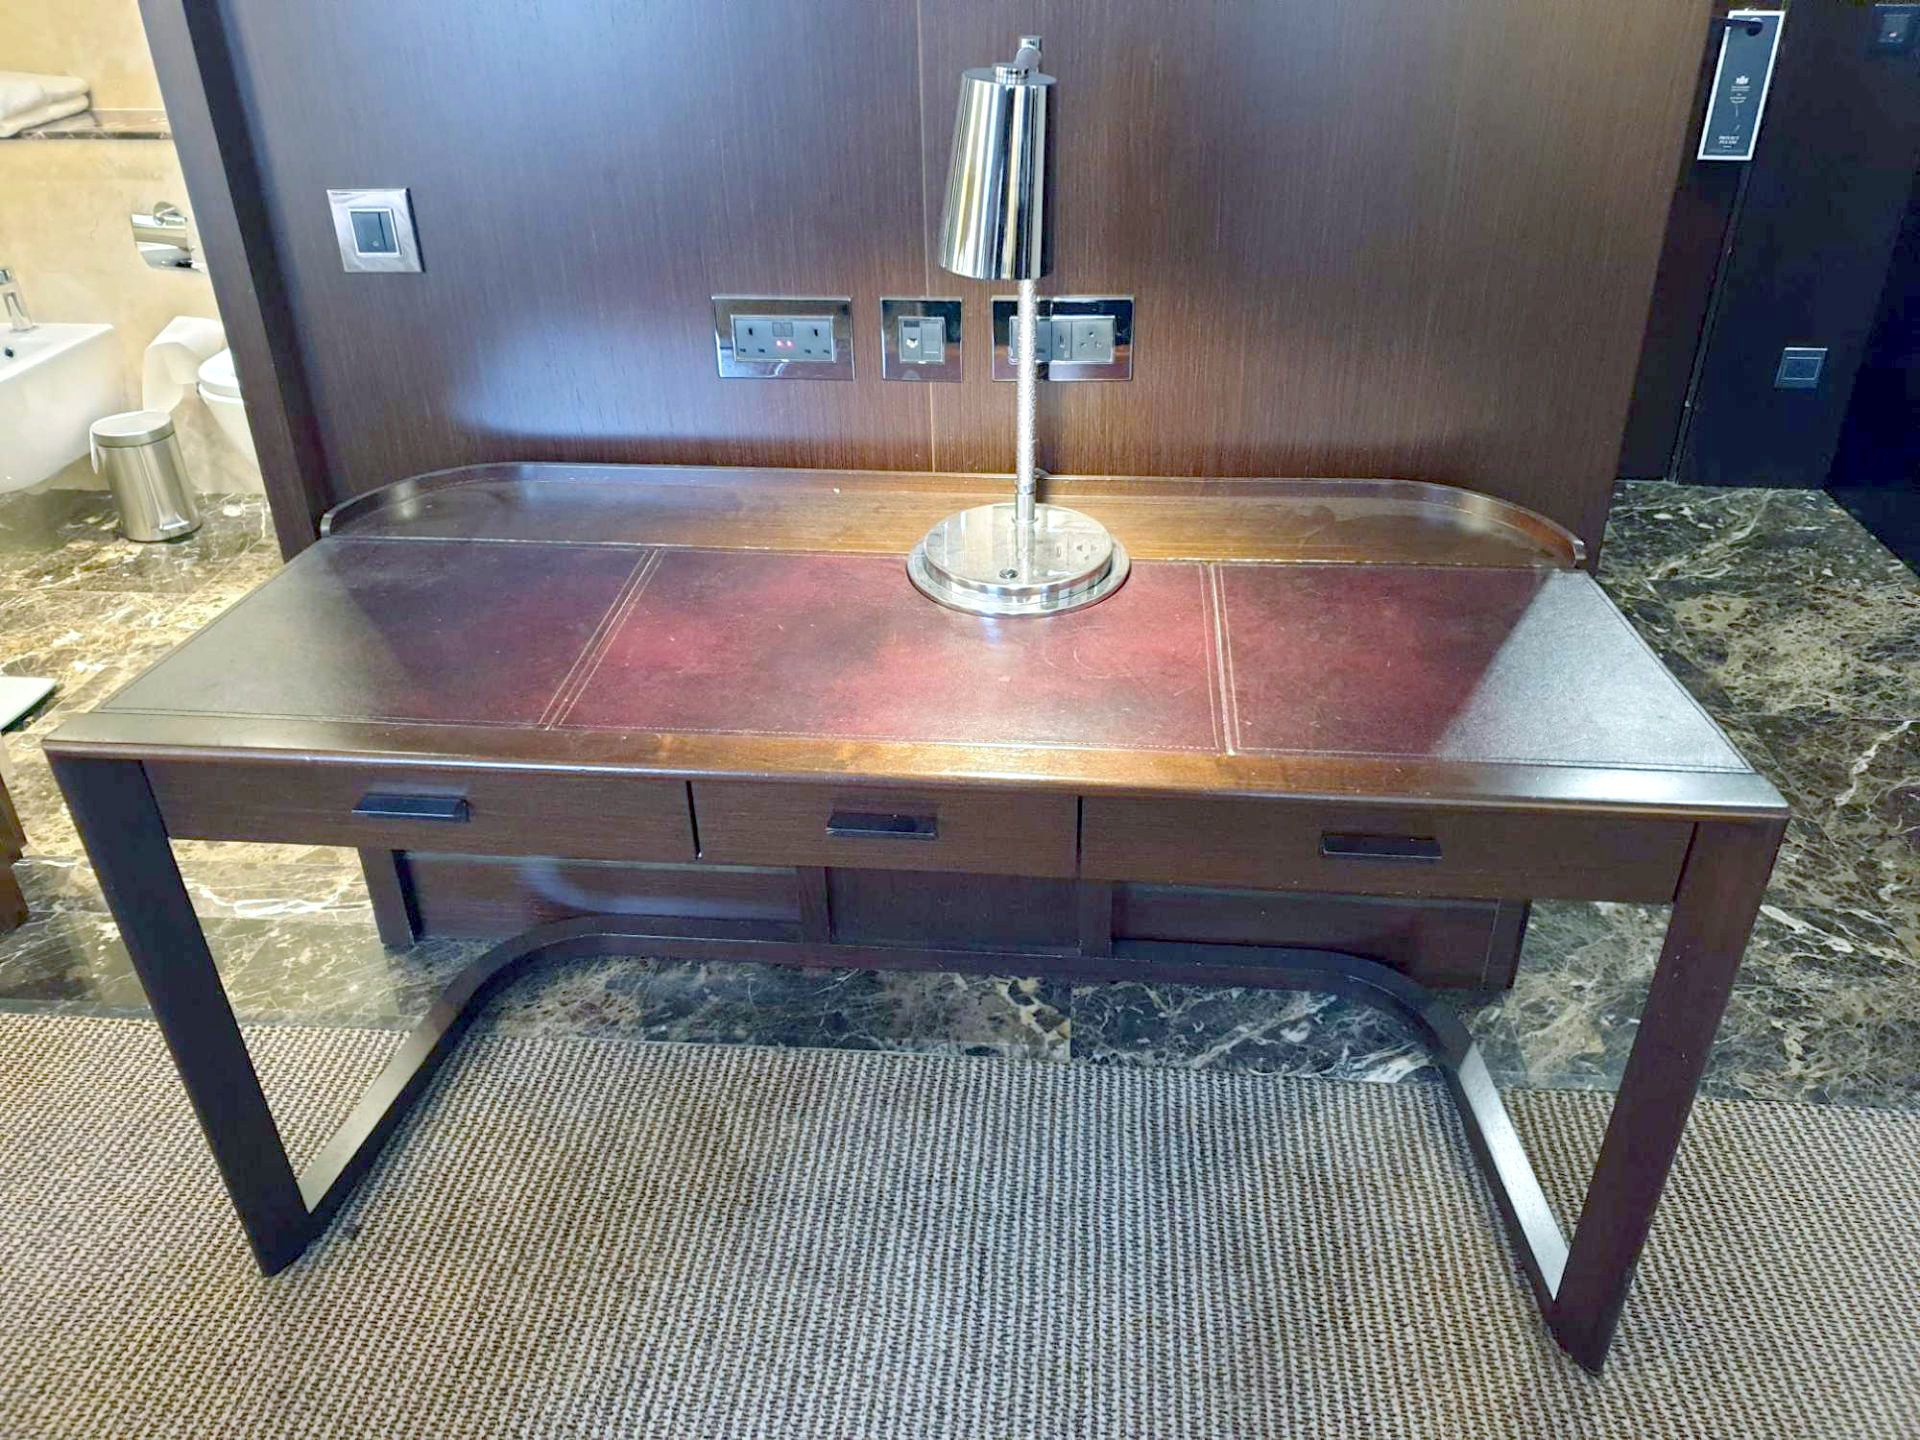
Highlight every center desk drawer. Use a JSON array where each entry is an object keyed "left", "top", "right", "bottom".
[
  {"left": 1081, "top": 796, "right": 1689, "bottom": 903},
  {"left": 145, "top": 760, "right": 693, "bottom": 862},
  {"left": 693, "top": 780, "right": 1079, "bottom": 877}
]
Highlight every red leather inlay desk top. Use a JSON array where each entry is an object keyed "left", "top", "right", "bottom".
[
  {"left": 559, "top": 550, "right": 1221, "bottom": 751},
  {"left": 105, "top": 538, "right": 1748, "bottom": 773}
]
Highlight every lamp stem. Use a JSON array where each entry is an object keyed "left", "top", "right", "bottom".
[{"left": 1015, "top": 277, "right": 1039, "bottom": 545}]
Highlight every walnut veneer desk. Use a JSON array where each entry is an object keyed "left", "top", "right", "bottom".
[
  {"left": 0, "top": 769, "right": 26, "bottom": 933},
  {"left": 47, "top": 464, "right": 1785, "bottom": 1373}
]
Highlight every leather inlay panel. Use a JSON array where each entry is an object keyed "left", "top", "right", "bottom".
[
  {"left": 1218, "top": 565, "right": 1748, "bottom": 772},
  {"left": 107, "top": 538, "right": 648, "bottom": 726},
  {"left": 561, "top": 550, "right": 1220, "bottom": 752}
]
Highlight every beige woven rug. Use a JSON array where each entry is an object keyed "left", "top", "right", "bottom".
[{"left": 2, "top": 1013, "right": 1915, "bottom": 1439}]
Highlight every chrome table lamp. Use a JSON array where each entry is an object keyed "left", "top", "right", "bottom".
[{"left": 907, "top": 36, "right": 1128, "bottom": 617}]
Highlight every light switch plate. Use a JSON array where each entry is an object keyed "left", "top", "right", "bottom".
[
  {"left": 880, "top": 298, "right": 963, "bottom": 381},
  {"left": 1870, "top": 4, "right": 1919, "bottom": 53},
  {"left": 992, "top": 296, "right": 1133, "bottom": 381},
  {"left": 1774, "top": 346, "right": 1826, "bottom": 390},
  {"left": 326, "top": 188, "right": 422, "bottom": 273},
  {"left": 712, "top": 296, "right": 854, "bottom": 380}
]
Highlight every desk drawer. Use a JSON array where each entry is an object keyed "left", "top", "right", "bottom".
[
  {"left": 145, "top": 760, "right": 693, "bottom": 862},
  {"left": 1081, "top": 796, "right": 1688, "bottom": 902},
  {"left": 693, "top": 780, "right": 1078, "bottom": 877}
]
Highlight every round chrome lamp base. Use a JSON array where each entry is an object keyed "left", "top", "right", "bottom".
[{"left": 907, "top": 502, "right": 1129, "bottom": 617}]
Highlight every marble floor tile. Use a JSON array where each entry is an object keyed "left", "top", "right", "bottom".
[
  {"left": 1746, "top": 714, "right": 1917, "bottom": 916},
  {"left": 1601, "top": 483, "right": 1920, "bottom": 722},
  {"left": 0, "top": 905, "right": 488, "bottom": 1026},
  {"left": 0, "top": 490, "right": 121, "bottom": 558},
  {"left": 1600, "top": 481, "right": 1913, "bottom": 595},
  {"left": 1661, "top": 577, "right": 1919, "bottom": 721},
  {"left": 1472, "top": 894, "right": 1918, "bottom": 1109},
  {"left": 2, "top": 730, "right": 80, "bottom": 858},
  {"left": 0, "top": 899, "right": 1073, "bottom": 1061},
  {"left": 1463, "top": 900, "right": 1668, "bottom": 1094},
  {"left": 0, "top": 497, "right": 270, "bottom": 596},
  {"left": 13, "top": 851, "right": 376, "bottom": 931},
  {"left": 1067, "top": 981, "right": 1431, "bottom": 1084},
  {"left": 1706, "top": 714, "right": 1912, "bottom": 934},
  {"left": 485, "top": 959, "right": 1072, "bottom": 1061},
  {"left": 1714, "top": 899, "right": 1920, "bottom": 1107},
  {"left": 0, "top": 588, "right": 183, "bottom": 695}
]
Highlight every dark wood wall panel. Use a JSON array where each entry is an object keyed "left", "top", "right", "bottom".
[
  {"left": 218, "top": 0, "right": 934, "bottom": 488},
  {"left": 175, "top": 0, "right": 1710, "bottom": 556},
  {"left": 923, "top": 0, "right": 1709, "bottom": 553}
]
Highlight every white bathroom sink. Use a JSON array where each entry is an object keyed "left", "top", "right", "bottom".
[{"left": 0, "top": 322, "right": 126, "bottom": 492}]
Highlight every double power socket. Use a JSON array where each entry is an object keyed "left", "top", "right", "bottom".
[
  {"left": 1007, "top": 314, "right": 1115, "bottom": 366},
  {"left": 731, "top": 314, "right": 837, "bottom": 362}
]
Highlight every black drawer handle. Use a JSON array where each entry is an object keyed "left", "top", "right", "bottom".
[
  {"left": 825, "top": 810, "right": 938, "bottom": 841},
  {"left": 353, "top": 792, "right": 471, "bottom": 823},
  {"left": 1320, "top": 832, "right": 1442, "bottom": 863}
]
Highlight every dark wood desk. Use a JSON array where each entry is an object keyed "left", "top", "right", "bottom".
[
  {"left": 0, "top": 769, "right": 26, "bottom": 933},
  {"left": 47, "top": 464, "right": 1784, "bottom": 1373}
]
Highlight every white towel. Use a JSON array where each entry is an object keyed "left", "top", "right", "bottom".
[{"left": 0, "top": 71, "right": 91, "bottom": 138}]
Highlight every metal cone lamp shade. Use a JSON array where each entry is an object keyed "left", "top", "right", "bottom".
[
  {"left": 908, "top": 37, "right": 1128, "bottom": 617},
  {"left": 936, "top": 52, "right": 1054, "bottom": 282}
]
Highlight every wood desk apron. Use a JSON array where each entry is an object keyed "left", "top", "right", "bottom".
[{"left": 46, "top": 464, "right": 1785, "bottom": 1375}]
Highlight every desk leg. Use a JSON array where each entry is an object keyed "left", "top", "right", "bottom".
[
  {"left": 50, "top": 754, "right": 311, "bottom": 1273},
  {"left": 0, "top": 866, "right": 25, "bottom": 933},
  {"left": 1, "top": 771, "right": 27, "bottom": 932},
  {"left": 359, "top": 849, "right": 420, "bottom": 948},
  {"left": 1548, "top": 817, "right": 1782, "bottom": 1371}
]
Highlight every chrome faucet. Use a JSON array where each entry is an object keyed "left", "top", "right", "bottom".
[
  {"left": 0, "top": 268, "right": 34, "bottom": 333},
  {"left": 131, "top": 203, "right": 198, "bottom": 270}
]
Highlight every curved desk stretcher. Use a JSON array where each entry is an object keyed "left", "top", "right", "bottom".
[{"left": 46, "top": 465, "right": 1784, "bottom": 1374}]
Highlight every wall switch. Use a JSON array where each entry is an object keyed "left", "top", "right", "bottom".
[
  {"left": 1871, "top": 4, "right": 1919, "bottom": 53},
  {"left": 712, "top": 296, "right": 854, "bottom": 380},
  {"left": 1774, "top": 346, "right": 1826, "bottom": 390},
  {"left": 348, "top": 208, "right": 399, "bottom": 255},
  {"left": 1007, "top": 317, "right": 1079, "bottom": 365},
  {"left": 992, "top": 296, "right": 1133, "bottom": 381},
  {"left": 879, "top": 298, "right": 963, "bottom": 381},
  {"left": 326, "top": 187, "right": 422, "bottom": 273}
]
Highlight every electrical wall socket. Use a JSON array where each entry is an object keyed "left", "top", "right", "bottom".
[
  {"left": 712, "top": 296, "right": 854, "bottom": 380},
  {"left": 1009, "top": 316, "right": 1115, "bottom": 366},
  {"left": 732, "top": 314, "right": 836, "bottom": 362},
  {"left": 992, "top": 296, "right": 1133, "bottom": 381}
]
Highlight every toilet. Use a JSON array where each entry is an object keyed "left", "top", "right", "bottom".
[{"left": 195, "top": 347, "right": 255, "bottom": 464}]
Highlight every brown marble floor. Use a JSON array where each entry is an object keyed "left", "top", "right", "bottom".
[{"left": 1, "top": 483, "right": 1914, "bottom": 1109}]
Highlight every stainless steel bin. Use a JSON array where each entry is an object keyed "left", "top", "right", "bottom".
[{"left": 89, "top": 410, "right": 201, "bottom": 542}]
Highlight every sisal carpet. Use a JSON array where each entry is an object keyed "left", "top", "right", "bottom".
[{"left": 0, "top": 1013, "right": 1916, "bottom": 1439}]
